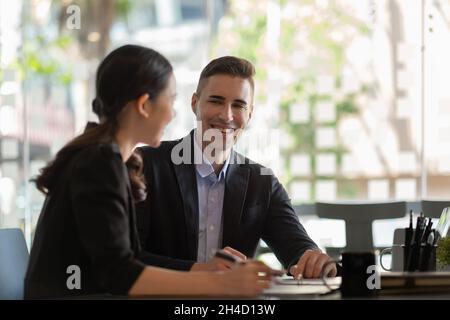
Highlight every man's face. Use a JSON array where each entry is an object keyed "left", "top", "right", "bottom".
[{"left": 191, "top": 74, "right": 253, "bottom": 152}]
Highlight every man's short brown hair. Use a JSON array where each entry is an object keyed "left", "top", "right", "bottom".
[{"left": 196, "top": 56, "right": 255, "bottom": 95}]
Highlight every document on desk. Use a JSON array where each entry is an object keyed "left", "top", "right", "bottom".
[
  {"left": 274, "top": 277, "right": 341, "bottom": 286},
  {"left": 264, "top": 277, "right": 341, "bottom": 296}
]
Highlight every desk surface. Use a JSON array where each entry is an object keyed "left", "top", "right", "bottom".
[
  {"left": 261, "top": 277, "right": 450, "bottom": 300},
  {"left": 69, "top": 280, "right": 450, "bottom": 300},
  {"left": 61, "top": 275, "right": 450, "bottom": 300}
]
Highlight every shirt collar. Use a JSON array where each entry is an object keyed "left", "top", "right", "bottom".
[{"left": 193, "top": 131, "right": 231, "bottom": 180}]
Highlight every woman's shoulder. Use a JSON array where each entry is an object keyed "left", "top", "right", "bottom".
[
  {"left": 78, "top": 141, "right": 120, "bottom": 158},
  {"left": 67, "top": 142, "right": 129, "bottom": 193},
  {"left": 71, "top": 142, "right": 123, "bottom": 173}
]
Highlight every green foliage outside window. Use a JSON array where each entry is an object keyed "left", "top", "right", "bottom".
[
  {"left": 437, "top": 237, "right": 450, "bottom": 267},
  {"left": 213, "top": 0, "right": 374, "bottom": 202}
]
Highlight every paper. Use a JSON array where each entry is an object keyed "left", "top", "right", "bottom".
[
  {"left": 263, "top": 277, "right": 341, "bottom": 296},
  {"left": 264, "top": 284, "right": 332, "bottom": 296},
  {"left": 274, "top": 277, "right": 341, "bottom": 286}
]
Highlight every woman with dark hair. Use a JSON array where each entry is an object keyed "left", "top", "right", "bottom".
[{"left": 25, "top": 44, "right": 273, "bottom": 298}]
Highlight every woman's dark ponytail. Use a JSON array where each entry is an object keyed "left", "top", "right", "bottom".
[
  {"left": 34, "top": 121, "right": 115, "bottom": 195},
  {"left": 91, "top": 98, "right": 105, "bottom": 118},
  {"left": 126, "top": 150, "right": 147, "bottom": 202}
]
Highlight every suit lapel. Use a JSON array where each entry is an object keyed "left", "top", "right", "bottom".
[
  {"left": 173, "top": 132, "right": 199, "bottom": 260},
  {"left": 222, "top": 151, "right": 250, "bottom": 248}
]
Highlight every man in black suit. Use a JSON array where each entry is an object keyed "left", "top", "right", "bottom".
[{"left": 136, "top": 56, "right": 337, "bottom": 278}]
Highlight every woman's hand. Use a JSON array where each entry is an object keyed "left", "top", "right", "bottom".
[
  {"left": 190, "top": 246, "right": 247, "bottom": 271},
  {"left": 215, "top": 260, "right": 274, "bottom": 297}
]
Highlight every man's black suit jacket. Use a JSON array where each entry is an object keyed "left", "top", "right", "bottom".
[{"left": 136, "top": 131, "right": 318, "bottom": 271}]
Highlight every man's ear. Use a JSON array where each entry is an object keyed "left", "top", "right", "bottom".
[
  {"left": 191, "top": 93, "right": 198, "bottom": 115},
  {"left": 136, "top": 93, "right": 150, "bottom": 118},
  {"left": 248, "top": 105, "right": 253, "bottom": 122}
]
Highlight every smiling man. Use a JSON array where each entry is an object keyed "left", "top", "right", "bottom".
[{"left": 135, "top": 56, "right": 337, "bottom": 279}]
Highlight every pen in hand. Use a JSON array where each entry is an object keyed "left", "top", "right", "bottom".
[
  {"left": 214, "top": 250, "right": 285, "bottom": 276},
  {"left": 214, "top": 250, "right": 242, "bottom": 264}
]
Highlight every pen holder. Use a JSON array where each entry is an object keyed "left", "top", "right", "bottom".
[
  {"left": 418, "top": 244, "right": 437, "bottom": 272},
  {"left": 405, "top": 244, "right": 437, "bottom": 272}
]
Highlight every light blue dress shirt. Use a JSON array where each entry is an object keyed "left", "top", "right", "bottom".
[{"left": 194, "top": 137, "right": 231, "bottom": 263}]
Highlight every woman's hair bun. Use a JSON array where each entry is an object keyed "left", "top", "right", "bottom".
[{"left": 92, "top": 97, "right": 105, "bottom": 117}]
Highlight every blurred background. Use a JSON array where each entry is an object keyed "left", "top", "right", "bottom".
[{"left": 1, "top": 0, "right": 450, "bottom": 265}]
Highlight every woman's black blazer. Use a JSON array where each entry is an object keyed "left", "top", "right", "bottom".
[{"left": 25, "top": 142, "right": 145, "bottom": 298}]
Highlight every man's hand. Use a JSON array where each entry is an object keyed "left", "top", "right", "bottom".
[
  {"left": 289, "top": 249, "right": 337, "bottom": 279},
  {"left": 190, "top": 247, "right": 247, "bottom": 271}
]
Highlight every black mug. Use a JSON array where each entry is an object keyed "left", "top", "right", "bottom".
[{"left": 323, "top": 251, "right": 377, "bottom": 297}]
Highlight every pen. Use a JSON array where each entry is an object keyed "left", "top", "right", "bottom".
[
  {"left": 408, "top": 213, "right": 425, "bottom": 271},
  {"left": 421, "top": 219, "right": 433, "bottom": 245},
  {"left": 214, "top": 250, "right": 286, "bottom": 276},
  {"left": 430, "top": 230, "right": 437, "bottom": 246},
  {"left": 403, "top": 210, "right": 414, "bottom": 270},
  {"left": 214, "top": 250, "right": 240, "bottom": 264},
  {"left": 405, "top": 210, "right": 413, "bottom": 264},
  {"left": 414, "top": 214, "right": 424, "bottom": 245},
  {"left": 427, "top": 230, "right": 435, "bottom": 246}
]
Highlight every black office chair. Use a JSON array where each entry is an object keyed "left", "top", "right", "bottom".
[
  {"left": 421, "top": 200, "right": 450, "bottom": 218},
  {"left": 315, "top": 201, "right": 407, "bottom": 255},
  {"left": 0, "top": 228, "right": 29, "bottom": 299}
]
